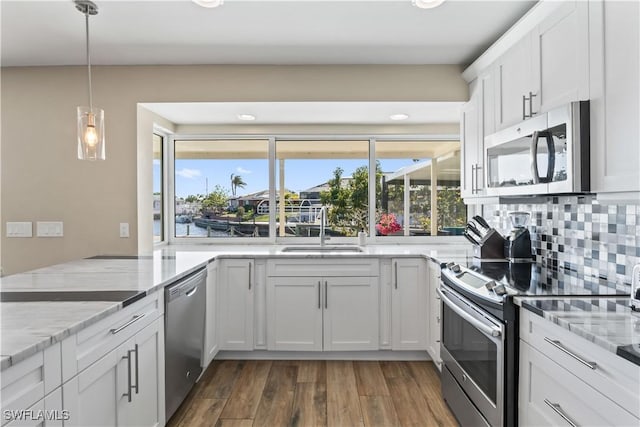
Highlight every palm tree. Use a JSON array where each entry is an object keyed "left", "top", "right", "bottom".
[{"left": 230, "top": 174, "right": 247, "bottom": 196}]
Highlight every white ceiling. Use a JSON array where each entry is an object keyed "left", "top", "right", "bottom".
[
  {"left": 1, "top": 0, "right": 536, "bottom": 67},
  {"left": 141, "top": 101, "right": 463, "bottom": 124}
]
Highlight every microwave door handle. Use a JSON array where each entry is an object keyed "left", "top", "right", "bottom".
[
  {"left": 530, "top": 130, "right": 541, "bottom": 184},
  {"left": 531, "top": 130, "right": 555, "bottom": 184},
  {"left": 543, "top": 131, "right": 555, "bottom": 183}
]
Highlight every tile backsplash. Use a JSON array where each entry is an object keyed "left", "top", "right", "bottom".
[{"left": 486, "top": 195, "right": 640, "bottom": 286}]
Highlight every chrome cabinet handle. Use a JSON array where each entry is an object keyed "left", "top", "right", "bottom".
[
  {"left": 394, "top": 262, "right": 398, "bottom": 289},
  {"left": 318, "top": 281, "right": 321, "bottom": 309},
  {"left": 133, "top": 344, "right": 139, "bottom": 394},
  {"left": 544, "top": 399, "right": 579, "bottom": 427},
  {"left": 324, "top": 281, "right": 328, "bottom": 309},
  {"left": 123, "top": 350, "right": 133, "bottom": 402},
  {"left": 522, "top": 94, "right": 527, "bottom": 120},
  {"left": 475, "top": 164, "right": 482, "bottom": 193},
  {"left": 544, "top": 337, "right": 597, "bottom": 370},
  {"left": 248, "top": 262, "right": 252, "bottom": 290},
  {"left": 110, "top": 314, "right": 146, "bottom": 335},
  {"left": 471, "top": 164, "right": 477, "bottom": 194},
  {"left": 528, "top": 91, "right": 537, "bottom": 116}
]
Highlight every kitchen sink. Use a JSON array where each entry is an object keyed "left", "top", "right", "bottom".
[
  {"left": 281, "top": 245, "right": 364, "bottom": 253},
  {"left": 0, "top": 290, "right": 144, "bottom": 304}
]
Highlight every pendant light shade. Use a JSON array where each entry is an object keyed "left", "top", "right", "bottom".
[{"left": 75, "top": 0, "right": 105, "bottom": 161}]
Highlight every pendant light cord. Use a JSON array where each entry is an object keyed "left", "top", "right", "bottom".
[{"left": 85, "top": 11, "right": 93, "bottom": 110}]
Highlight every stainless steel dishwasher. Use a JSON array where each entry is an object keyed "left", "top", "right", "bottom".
[{"left": 165, "top": 267, "right": 207, "bottom": 421}]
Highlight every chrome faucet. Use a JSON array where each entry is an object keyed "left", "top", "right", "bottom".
[{"left": 319, "top": 206, "right": 330, "bottom": 247}]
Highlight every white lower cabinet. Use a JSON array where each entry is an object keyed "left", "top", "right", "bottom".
[
  {"left": 3, "top": 388, "right": 63, "bottom": 427},
  {"left": 426, "top": 261, "right": 442, "bottom": 369},
  {"left": 519, "top": 310, "right": 640, "bottom": 426},
  {"left": 218, "top": 259, "right": 254, "bottom": 351},
  {"left": 203, "top": 260, "right": 219, "bottom": 367},
  {"left": 63, "top": 316, "right": 164, "bottom": 427},
  {"left": 266, "top": 275, "right": 379, "bottom": 351},
  {"left": 391, "top": 258, "right": 428, "bottom": 350},
  {"left": 519, "top": 341, "right": 638, "bottom": 427}
]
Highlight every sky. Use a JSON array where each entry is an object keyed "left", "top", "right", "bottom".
[{"left": 155, "top": 158, "right": 423, "bottom": 199}]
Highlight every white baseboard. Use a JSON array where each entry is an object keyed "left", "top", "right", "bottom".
[{"left": 214, "top": 350, "right": 431, "bottom": 361}]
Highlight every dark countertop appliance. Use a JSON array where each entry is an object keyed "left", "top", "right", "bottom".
[
  {"left": 438, "top": 259, "right": 628, "bottom": 427},
  {"left": 505, "top": 212, "right": 533, "bottom": 261}
]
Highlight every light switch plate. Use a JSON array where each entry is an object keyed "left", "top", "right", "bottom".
[
  {"left": 37, "top": 221, "right": 64, "bottom": 237},
  {"left": 6, "top": 222, "right": 33, "bottom": 238},
  {"left": 120, "top": 223, "right": 129, "bottom": 238}
]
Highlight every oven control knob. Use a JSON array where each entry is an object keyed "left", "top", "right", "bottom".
[
  {"left": 462, "top": 374, "right": 468, "bottom": 382},
  {"left": 450, "top": 264, "right": 461, "bottom": 273},
  {"left": 485, "top": 280, "right": 497, "bottom": 291},
  {"left": 493, "top": 284, "right": 507, "bottom": 296}
]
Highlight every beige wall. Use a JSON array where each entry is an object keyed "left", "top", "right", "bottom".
[{"left": 1, "top": 64, "right": 467, "bottom": 275}]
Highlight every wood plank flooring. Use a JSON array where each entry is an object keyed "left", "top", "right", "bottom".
[{"left": 167, "top": 360, "right": 457, "bottom": 427}]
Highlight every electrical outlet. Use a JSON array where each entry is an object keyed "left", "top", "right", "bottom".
[{"left": 119, "top": 223, "right": 129, "bottom": 238}]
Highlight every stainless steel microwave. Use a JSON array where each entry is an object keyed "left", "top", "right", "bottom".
[{"left": 484, "top": 101, "right": 590, "bottom": 196}]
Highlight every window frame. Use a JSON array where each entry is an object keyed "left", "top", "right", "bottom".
[
  {"left": 153, "top": 130, "right": 169, "bottom": 245},
  {"left": 166, "top": 133, "right": 465, "bottom": 245}
]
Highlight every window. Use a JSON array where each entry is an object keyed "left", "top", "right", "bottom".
[
  {"left": 173, "top": 139, "right": 269, "bottom": 238},
  {"left": 166, "top": 136, "right": 464, "bottom": 241},
  {"left": 275, "top": 140, "right": 369, "bottom": 238},
  {"left": 153, "top": 133, "right": 164, "bottom": 243},
  {"left": 376, "top": 140, "right": 465, "bottom": 236}
]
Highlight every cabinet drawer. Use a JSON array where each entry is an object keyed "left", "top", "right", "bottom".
[
  {"left": 520, "top": 341, "right": 638, "bottom": 426},
  {"left": 62, "top": 292, "right": 162, "bottom": 379},
  {"left": 267, "top": 258, "right": 379, "bottom": 277},
  {"left": 520, "top": 310, "right": 640, "bottom": 418},
  {"left": 1, "top": 344, "right": 61, "bottom": 427}
]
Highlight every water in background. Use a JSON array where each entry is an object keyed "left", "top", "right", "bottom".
[{"left": 154, "top": 220, "right": 228, "bottom": 238}]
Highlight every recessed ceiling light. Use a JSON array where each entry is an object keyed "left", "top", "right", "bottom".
[
  {"left": 237, "top": 114, "right": 256, "bottom": 121},
  {"left": 192, "top": 0, "right": 224, "bottom": 8},
  {"left": 390, "top": 113, "right": 409, "bottom": 121},
  {"left": 412, "top": 0, "right": 445, "bottom": 9}
]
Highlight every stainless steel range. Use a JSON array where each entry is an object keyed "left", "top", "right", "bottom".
[{"left": 439, "top": 260, "right": 628, "bottom": 427}]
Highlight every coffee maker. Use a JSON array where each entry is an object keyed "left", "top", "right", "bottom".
[{"left": 506, "top": 212, "right": 533, "bottom": 260}]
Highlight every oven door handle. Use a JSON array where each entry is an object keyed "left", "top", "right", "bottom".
[{"left": 437, "top": 287, "right": 502, "bottom": 338}]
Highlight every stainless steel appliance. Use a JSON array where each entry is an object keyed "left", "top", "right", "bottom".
[
  {"left": 439, "top": 260, "right": 628, "bottom": 426},
  {"left": 165, "top": 268, "right": 207, "bottom": 421},
  {"left": 632, "top": 264, "right": 640, "bottom": 312},
  {"left": 485, "top": 101, "right": 590, "bottom": 196},
  {"left": 505, "top": 212, "right": 532, "bottom": 260}
]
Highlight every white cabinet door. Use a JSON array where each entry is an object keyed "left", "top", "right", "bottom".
[
  {"left": 266, "top": 277, "right": 323, "bottom": 351},
  {"left": 461, "top": 82, "right": 482, "bottom": 199},
  {"left": 391, "top": 259, "right": 427, "bottom": 350},
  {"left": 63, "top": 342, "right": 124, "bottom": 427},
  {"left": 203, "top": 261, "right": 218, "bottom": 367},
  {"left": 218, "top": 259, "right": 254, "bottom": 350},
  {"left": 494, "top": 35, "right": 533, "bottom": 130},
  {"left": 532, "top": 0, "right": 589, "bottom": 114},
  {"left": 589, "top": 0, "right": 640, "bottom": 194},
  {"left": 324, "top": 276, "right": 379, "bottom": 351},
  {"left": 519, "top": 340, "right": 639, "bottom": 427},
  {"left": 427, "top": 262, "right": 442, "bottom": 369},
  {"left": 121, "top": 318, "right": 163, "bottom": 427}
]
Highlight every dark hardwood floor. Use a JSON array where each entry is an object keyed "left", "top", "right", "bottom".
[{"left": 167, "top": 360, "right": 457, "bottom": 427}]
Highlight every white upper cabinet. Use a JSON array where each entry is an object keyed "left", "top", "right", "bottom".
[
  {"left": 589, "top": 0, "right": 640, "bottom": 194},
  {"left": 493, "top": 1, "right": 589, "bottom": 132},
  {"left": 494, "top": 35, "right": 534, "bottom": 130},
  {"left": 532, "top": 0, "right": 589, "bottom": 114},
  {"left": 461, "top": 81, "right": 482, "bottom": 199}
]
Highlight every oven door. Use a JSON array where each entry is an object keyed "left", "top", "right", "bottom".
[{"left": 438, "top": 285, "right": 505, "bottom": 427}]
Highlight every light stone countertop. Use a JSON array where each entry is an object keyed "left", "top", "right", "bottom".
[
  {"left": 0, "top": 243, "right": 471, "bottom": 370},
  {"left": 516, "top": 297, "right": 640, "bottom": 366}
]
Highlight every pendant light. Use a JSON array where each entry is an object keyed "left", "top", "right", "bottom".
[{"left": 75, "top": 0, "right": 105, "bottom": 161}]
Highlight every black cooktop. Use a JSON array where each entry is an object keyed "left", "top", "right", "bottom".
[{"left": 464, "top": 259, "right": 629, "bottom": 297}]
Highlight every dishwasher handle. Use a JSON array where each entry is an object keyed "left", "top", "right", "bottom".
[{"left": 166, "top": 268, "right": 207, "bottom": 302}]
